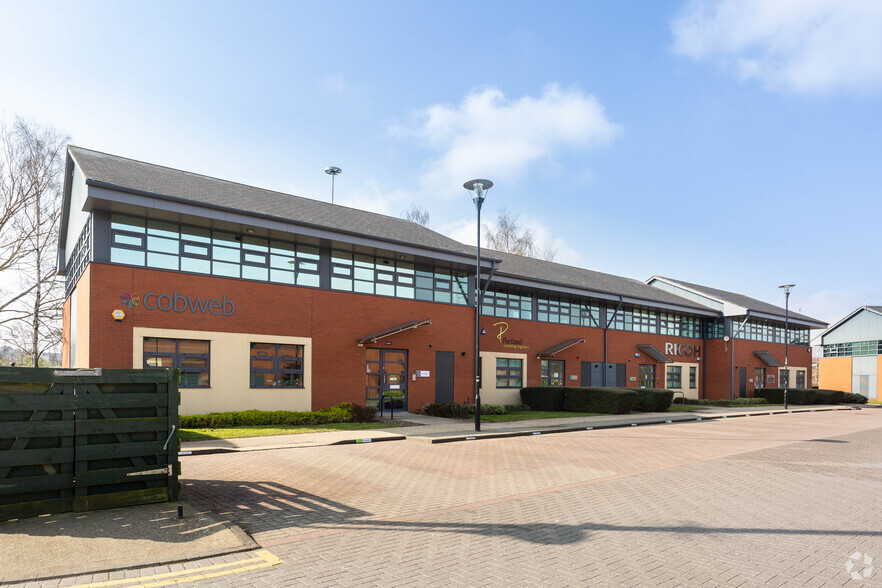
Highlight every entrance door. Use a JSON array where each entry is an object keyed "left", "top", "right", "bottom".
[
  {"left": 366, "top": 349, "right": 408, "bottom": 410},
  {"left": 739, "top": 367, "right": 747, "bottom": 398},
  {"left": 638, "top": 364, "right": 655, "bottom": 388},
  {"left": 435, "top": 351, "right": 454, "bottom": 403}
]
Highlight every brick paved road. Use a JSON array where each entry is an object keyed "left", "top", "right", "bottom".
[{"left": 25, "top": 410, "right": 882, "bottom": 587}]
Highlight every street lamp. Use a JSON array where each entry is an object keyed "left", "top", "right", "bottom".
[
  {"left": 325, "top": 166, "right": 342, "bottom": 204},
  {"left": 464, "top": 179, "right": 493, "bottom": 432},
  {"left": 779, "top": 283, "right": 795, "bottom": 409}
]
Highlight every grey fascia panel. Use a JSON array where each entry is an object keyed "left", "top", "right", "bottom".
[
  {"left": 490, "top": 274, "right": 720, "bottom": 317},
  {"left": 57, "top": 153, "right": 76, "bottom": 273},
  {"left": 85, "top": 183, "right": 488, "bottom": 268}
]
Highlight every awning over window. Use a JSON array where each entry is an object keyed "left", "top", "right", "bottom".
[
  {"left": 356, "top": 319, "right": 431, "bottom": 346},
  {"left": 636, "top": 344, "right": 673, "bottom": 363},
  {"left": 537, "top": 338, "right": 584, "bottom": 358},
  {"left": 753, "top": 350, "right": 781, "bottom": 366}
]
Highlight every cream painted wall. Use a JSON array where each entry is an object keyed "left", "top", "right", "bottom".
[
  {"left": 479, "top": 351, "right": 528, "bottom": 405},
  {"left": 664, "top": 362, "right": 700, "bottom": 399},
  {"left": 132, "top": 327, "right": 311, "bottom": 415}
]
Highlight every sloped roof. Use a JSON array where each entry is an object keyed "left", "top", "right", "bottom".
[
  {"left": 492, "top": 252, "right": 714, "bottom": 311},
  {"left": 67, "top": 146, "right": 475, "bottom": 257},
  {"left": 649, "top": 276, "right": 824, "bottom": 325}
]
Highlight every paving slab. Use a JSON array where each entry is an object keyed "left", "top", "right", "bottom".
[{"left": 0, "top": 500, "right": 256, "bottom": 584}]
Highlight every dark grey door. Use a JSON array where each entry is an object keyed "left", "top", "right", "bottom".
[
  {"left": 582, "top": 362, "right": 625, "bottom": 387},
  {"left": 435, "top": 351, "right": 454, "bottom": 403},
  {"left": 739, "top": 367, "right": 747, "bottom": 398}
]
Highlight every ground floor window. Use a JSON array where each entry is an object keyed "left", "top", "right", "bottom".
[
  {"left": 541, "top": 359, "right": 565, "bottom": 387},
  {"left": 143, "top": 338, "right": 210, "bottom": 388},
  {"left": 689, "top": 366, "right": 697, "bottom": 389},
  {"left": 496, "top": 358, "right": 523, "bottom": 388},
  {"left": 250, "top": 343, "right": 304, "bottom": 387},
  {"left": 666, "top": 365, "right": 682, "bottom": 389}
]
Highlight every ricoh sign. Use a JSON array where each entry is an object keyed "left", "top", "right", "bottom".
[
  {"left": 665, "top": 342, "right": 701, "bottom": 358},
  {"left": 143, "top": 291, "right": 236, "bottom": 316}
]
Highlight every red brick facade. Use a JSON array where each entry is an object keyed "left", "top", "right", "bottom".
[{"left": 63, "top": 263, "right": 812, "bottom": 409}]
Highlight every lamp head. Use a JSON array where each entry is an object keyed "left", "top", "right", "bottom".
[
  {"left": 325, "top": 166, "right": 342, "bottom": 176},
  {"left": 463, "top": 179, "right": 493, "bottom": 204},
  {"left": 778, "top": 283, "right": 795, "bottom": 295}
]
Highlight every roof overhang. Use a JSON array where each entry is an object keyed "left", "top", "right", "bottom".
[
  {"left": 636, "top": 344, "right": 673, "bottom": 363},
  {"left": 537, "top": 338, "right": 584, "bottom": 358},
  {"left": 357, "top": 319, "right": 431, "bottom": 346},
  {"left": 753, "top": 351, "right": 782, "bottom": 366}
]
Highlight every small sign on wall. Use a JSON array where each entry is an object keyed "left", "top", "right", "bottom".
[
  {"left": 629, "top": 376, "right": 636, "bottom": 382},
  {"left": 569, "top": 375, "right": 578, "bottom": 381},
  {"left": 768, "top": 375, "right": 776, "bottom": 384},
  {"left": 416, "top": 370, "right": 430, "bottom": 378}
]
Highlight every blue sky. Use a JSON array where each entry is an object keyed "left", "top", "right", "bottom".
[{"left": 1, "top": 0, "right": 880, "bottom": 333}]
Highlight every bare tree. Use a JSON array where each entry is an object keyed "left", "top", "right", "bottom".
[
  {"left": 0, "top": 117, "right": 68, "bottom": 366},
  {"left": 402, "top": 203, "right": 430, "bottom": 227},
  {"left": 483, "top": 208, "right": 556, "bottom": 261}
]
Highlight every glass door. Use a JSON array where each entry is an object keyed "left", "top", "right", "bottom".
[
  {"left": 366, "top": 349, "right": 408, "bottom": 410},
  {"left": 638, "top": 364, "right": 655, "bottom": 388}
]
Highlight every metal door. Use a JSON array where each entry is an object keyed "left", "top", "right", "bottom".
[
  {"left": 739, "top": 367, "right": 747, "bottom": 398},
  {"left": 435, "top": 351, "right": 454, "bottom": 403}
]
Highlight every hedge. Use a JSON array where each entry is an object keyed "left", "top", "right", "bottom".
[
  {"left": 754, "top": 388, "right": 817, "bottom": 405},
  {"left": 633, "top": 388, "right": 675, "bottom": 412},
  {"left": 843, "top": 392, "right": 868, "bottom": 404},
  {"left": 520, "top": 387, "right": 566, "bottom": 411},
  {"left": 812, "top": 389, "right": 845, "bottom": 405},
  {"left": 563, "top": 387, "right": 637, "bottom": 415},
  {"left": 420, "top": 403, "right": 532, "bottom": 418},
  {"left": 179, "top": 402, "right": 375, "bottom": 428}
]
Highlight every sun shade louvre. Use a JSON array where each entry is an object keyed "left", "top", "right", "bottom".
[
  {"left": 753, "top": 350, "right": 781, "bottom": 366},
  {"left": 636, "top": 344, "right": 673, "bottom": 363},
  {"left": 356, "top": 319, "right": 431, "bottom": 345},
  {"left": 537, "top": 338, "right": 585, "bottom": 358}
]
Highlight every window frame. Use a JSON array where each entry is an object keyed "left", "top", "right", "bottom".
[
  {"left": 142, "top": 337, "right": 210, "bottom": 388},
  {"left": 250, "top": 342, "right": 305, "bottom": 388},
  {"left": 495, "top": 357, "right": 523, "bottom": 389},
  {"left": 541, "top": 359, "right": 565, "bottom": 387}
]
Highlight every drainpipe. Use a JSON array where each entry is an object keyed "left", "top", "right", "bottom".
[{"left": 603, "top": 297, "right": 624, "bottom": 387}]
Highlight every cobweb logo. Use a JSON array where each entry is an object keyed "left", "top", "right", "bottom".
[{"left": 845, "top": 552, "right": 873, "bottom": 582}]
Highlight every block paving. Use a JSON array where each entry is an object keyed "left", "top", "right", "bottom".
[{"left": 9, "top": 409, "right": 882, "bottom": 587}]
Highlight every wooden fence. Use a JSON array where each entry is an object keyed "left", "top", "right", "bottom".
[{"left": 0, "top": 367, "right": 180, "bottom": 521}]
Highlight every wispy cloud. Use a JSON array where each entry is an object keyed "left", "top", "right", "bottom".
[
  {"left": 672, "top": 0, "right": 882, "bottom": 94},
  {"left": 391, "top": 84, "right": 622, "bottom": 198}
]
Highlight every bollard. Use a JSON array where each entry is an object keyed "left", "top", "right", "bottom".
[{"left": 177, "top": 505, "right": 184, "bottom": 519}]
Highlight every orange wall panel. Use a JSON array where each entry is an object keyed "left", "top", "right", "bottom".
[{"left": 818, "top": 357, "right": 853, "bottom": 393}]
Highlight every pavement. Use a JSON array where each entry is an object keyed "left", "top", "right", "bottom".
[
  {"left": 179, "top": 404, "right": 867, "bottom": 453},
  {"left": 2, "top": 404, "right": 880, "bottom": 586}
]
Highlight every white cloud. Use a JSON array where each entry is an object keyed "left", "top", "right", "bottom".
[
  {"left": 392, "top": 84, "right": 621, "bottom": 198},
  {"left": 672, "top": 0, "right": 882, "bottom": 94}
]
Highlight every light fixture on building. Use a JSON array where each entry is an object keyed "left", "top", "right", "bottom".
[
  {"left": 779, "top": 283, "right": 795, "bottom": 409},
  {"left": 463, "top": 179, "right": 493, "bottom": 432},
  {"left": 325, "top": 166, "right": 342, "bottom": 204}
]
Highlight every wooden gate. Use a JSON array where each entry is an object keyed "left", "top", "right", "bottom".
[{"left": 0, "top": 367, "right": 180, "bottom": 521}]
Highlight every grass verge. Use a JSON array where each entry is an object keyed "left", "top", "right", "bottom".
[
  {"left": 479, "top": 411, "right": 601, "bottom": 423},
  {"left": 180, "top": 422, "right": 396, "bottom": 442}
]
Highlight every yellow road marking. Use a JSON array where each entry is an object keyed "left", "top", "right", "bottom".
[{"left": 72, "top": 550, "right": 281, "bottom": 588}]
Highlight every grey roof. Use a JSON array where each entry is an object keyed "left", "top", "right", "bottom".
[
  {"left": 65, "top": 146, "right": 754, "bottom": 316},
  {"left": 68, "top": 146, "right": 475, "bottom": 257},
  {"left": 650, "top": 276, "right": 824, "bottom": 325},
  {"left": 490, "top": 251, "right": 715, "bottom": 312}
]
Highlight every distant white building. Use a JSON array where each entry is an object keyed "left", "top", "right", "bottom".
[{"left": 818, "top": 306, "right": 881, "bottom": 399}]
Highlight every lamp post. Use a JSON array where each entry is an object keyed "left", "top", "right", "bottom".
[
  {"left": 779, "top": 283, "right": 795, "bottom": 409},
  {"left": 464, "top": 179, "right": 493, "bottom": 432},
  {"left": 325, "top": 166, "right": 342, "bottom": 204}
]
